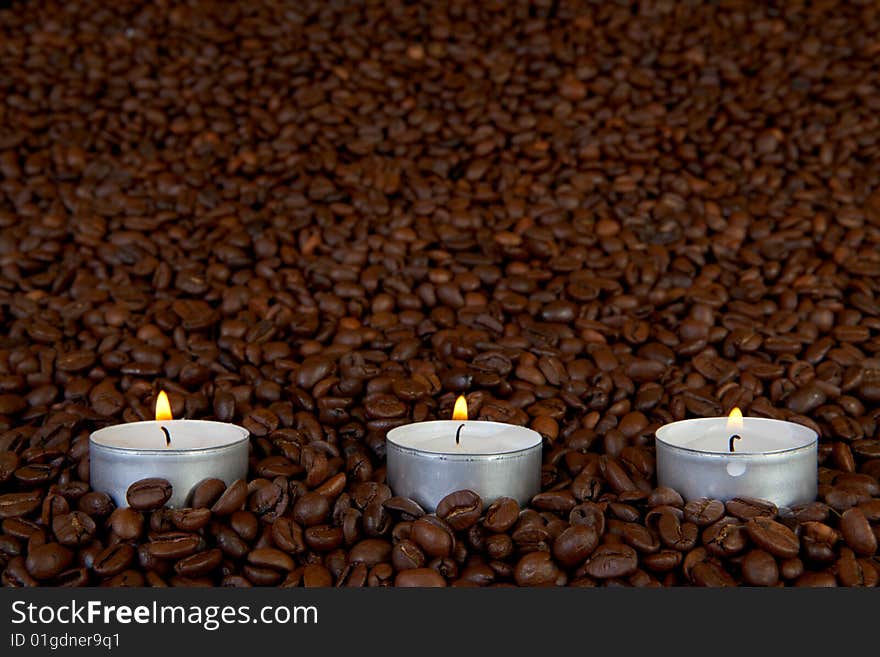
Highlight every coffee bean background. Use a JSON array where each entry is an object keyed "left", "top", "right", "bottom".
[{"left": 1, "top": 1, "right": 879, "bottom": 587}]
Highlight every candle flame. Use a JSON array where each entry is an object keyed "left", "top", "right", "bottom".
[
  {"left": 726, "top": 406, "right": 743, "bottom": 431},
  {"left": 156, "top": 390, "right": 173, "bottom": 421},
  {"left": 452, "top": 395, "right": 468, "bottom": 421}
]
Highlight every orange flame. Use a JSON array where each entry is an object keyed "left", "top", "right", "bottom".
[
  {"left": 452, "top": 395, "right": 468, "bottom": 421},
  {"left": 726, "top": 407, "right": 743, "bottom": 431},
  {"left": 155, "top": 390, "right": 173, "bottom": 421}
]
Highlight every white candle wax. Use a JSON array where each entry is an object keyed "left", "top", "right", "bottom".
[
  {"left": 388, "top": 420, "right": 540, "bottom": 454},
  {"left": 675, "top": 429, "right": 802, "bottom": 454},
  {"left": 89, "top": 420, "right": 250, "bottom": 508},
  {"left": 90, "top": 420, "right": 247, "bottom": 451}
]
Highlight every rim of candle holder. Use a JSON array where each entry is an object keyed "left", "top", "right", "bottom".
[
  {"left": 386, "top": 420, "right": 542, "bottom": 458},
  {"left": 386, "top": 442, "right": 542, "bottom": 461},
  {"left": 89, "top": 419, "right": 250, "bottom": 454},
  {"left": 655, "top": 417, "right": 817, "bottom": 457}
]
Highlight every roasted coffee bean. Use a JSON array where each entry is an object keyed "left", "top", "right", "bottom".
[
  {"left": 362, "top": 501, "right": 391, "bottom": 537},
  {"left": 292, "top": 492, "right": 330, "bottom": 527},
  {"left": 391, "top": 539, "right": 425, "bottom": 571},
  {"left": 703, "top": 518, "right": 748, "bottom": 557},
  {"left": 92, "top": 544, "right": 135, "bottom": 578},
  {"left": 271, "top": 517, "right": 305, "bottom": 554},
  {"left": 741, "top": 549, "right": 779, "bottom": 586},
  {"left": 221, "top": 575, "right": 253, "bottom": 588},
  {"left": 101, "top": 570, "right": 146, "bottom": 587},
  {"left": 243, "top": 564, "right": 283, "bottom": 586},
  {"left": 73, "top": 494, "right": 111, "bottom": 521},
  {"left": 609, "top": 503, "right": 641, "bottom": 523},
  {"left": 170, "top": 508, "right": 212, "bottom": 532},
  {"left": 350, "top": 538, "right": 392, "bottom": 568},
  {"left": 395, "top": 568, "right": 446, "bottom": 587},
  {"left": 512, "top": 522, "right": 551, "bottom": 553},
  {"left": 304, "top": 525, "right": 344, "bottom": 552},
  {"left": 569, "top": 503, "right": 606, "bottom": 536},
  {"left": 210, "top": 479, "right": 248, "bottom": 516},
  {"left": 229, "top": 510, "right": 259, "bottom": 542},
  {"left": 647, "top": 487, "right": 684, "bottom": 509},
  {"left": 691, "top": 560, "right": 737, "bottom": 587},
  {"left": 15, "top": 463, "right": 60, "bottom": 485},
  {"left": 411, "top": 516, "right": 454, "bottom": 558},
  {"left": 247, "top": 480, "right": 286, "bottom": 520},
  {"left": 683, "top": 498, "right": 725, "bottom": 527},
  {"left": 840, "top": 508, "right": 877, "bottom": 556},
  {"left": 857, "top": 499, "right": 880, "bottom": 522},
  {"left": 366, "top": 563, "right": 394, "bottom": 587},
  {"left": 657, "top": 513, "right": 698, "bottom": 552},
  {"left": 0, "top": 491, "right": 42, "bottom": 519},
  {"left": 52, "top": 512, "right": 96, "bottom": 547},
  {"left": 382, "top": 497, "right": 425, "bottom": 520},
  {"left": 780, "top": 558, "right": 804, "bottom": 581},
  {"left": 571, "top": 472, "right": 603, "bottom": 501},
  {"left": 302, "top": 564, "right": 333, "bottom": 588},
  {"left": 800, "top": 522, "right": 839, "bottom": 563},
  {"left": 56, "top": 567, "right": 89, "bottom": 587},
  {"left": 792, "top": 502, "right": 830, "bottom": 524},
  {"left": 146, "top": 534, "right": 202, "bottom": 560},
  {"left": 349, "top": 482, "right": 392, "bottom": 511},
  {"left": 40, "top": 493, "right": 70, "bottom": 526},
  {"left": 641, "top": 550, "right": 682, "bottom": 573},
  {"left": 26, "top": 543, "right": 73, "bottom": 580},
  {"left": 484, "top": 533, "right": 513, "bottom": 561},
  {"left": 514, "top": 551, "right": 563, "bottom": 587},
  {"left": 745, "top": 517, "right": 800, "bottom": 559},
  {"left": 0, "top": 452, "right": 19, "bottom": 484},
  {"left": 825, "top": 487, "right": 863, "bottom": 512},
  {"left": 552, "top": 525, "right": 599, "bottom": 568},
  {"left": 342, "top": 508, "right": 363, "bottom": 547},
  {"left": 436, "top": 490, "right": 482, "bottom": 530},
  {"left": 795, "top": 572, "right": 838, "bottom": 587},
  {"left": 126, "top": 478, "right": 172, "bottom": 511},
  {"left": 338, "top": 562, "right": 368, "bottom": 588},
  {"left": 0, "top": 534, "right": 21, "bottom": 558},
  {"left": 3, "top": 557, "right": 37, "bottom": 587},
  {"left": 457, "top": 564, "right": 495, "bottom": 587},
  {"left": 174, "top": 549, "right": 223, "bottom": 578},
  {"left": 583, "top": 543, "right": 638, "bottom": 579},
  {"left": 247, "top": 548, "right": 295, "bottom": 571},
  {"left": 483, "top": 497, "right": 519, "bottom": 533},
  {"left": 621, "top": 523, "right": 660, "bottom": 554},
  {"left": 213, "top": 524, "right": 249, "bottom": 560},
  {"left": 532, "top": 491, "right": 577, "bottom": 514},
  {"left": 191, "top": 479, "right": 227, "bottom": 509},
  {"left": 149, "top": 509, "right": 176, "bottom": 534},
  {"left": 726, "top": 498, "right": 778, "bottom": 520}
]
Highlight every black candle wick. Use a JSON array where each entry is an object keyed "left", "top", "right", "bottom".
[
  {"left": 456, "top": 423, "right": 465, "bottom": 446},
  {"left": 729, "top": 434, "right": 742, "bottom": 453},
  {"left": 161, "top": 426, "right": 172, "bottom": 447}
]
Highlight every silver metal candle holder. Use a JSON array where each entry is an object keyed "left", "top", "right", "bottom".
[
  {"left": 90, "top": 420, "right": 249, "bottom": 508},
  {"left": 655, "top": 416, "right": 818, "bottom": 508},
  {"left": 386, "top": 420, "right": 542, "bottom": 512}
]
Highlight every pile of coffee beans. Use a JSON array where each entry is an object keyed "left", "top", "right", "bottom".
[{"left": 1, "top": 0, "right": 879, "bottom": 586}]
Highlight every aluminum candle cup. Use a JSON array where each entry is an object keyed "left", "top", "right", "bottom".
[
  {"left": 89, "top": 420, "right": 250, "bottom": 508},
  {"left": 655, "top": 417, "right": 818, "bottom": 508},
  {"left": 385, "top": 420, "right": 543, "bottom": 512}
]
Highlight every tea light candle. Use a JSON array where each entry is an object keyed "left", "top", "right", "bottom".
[
  {"left": 655, "top": 408, "right": 818, "bottom": 508},
  {"left": 89, "top": 391, "right": 249, "bottom": 508},
  {"left": 385, "top": 396, "right": 543, "bottom": 512}
]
